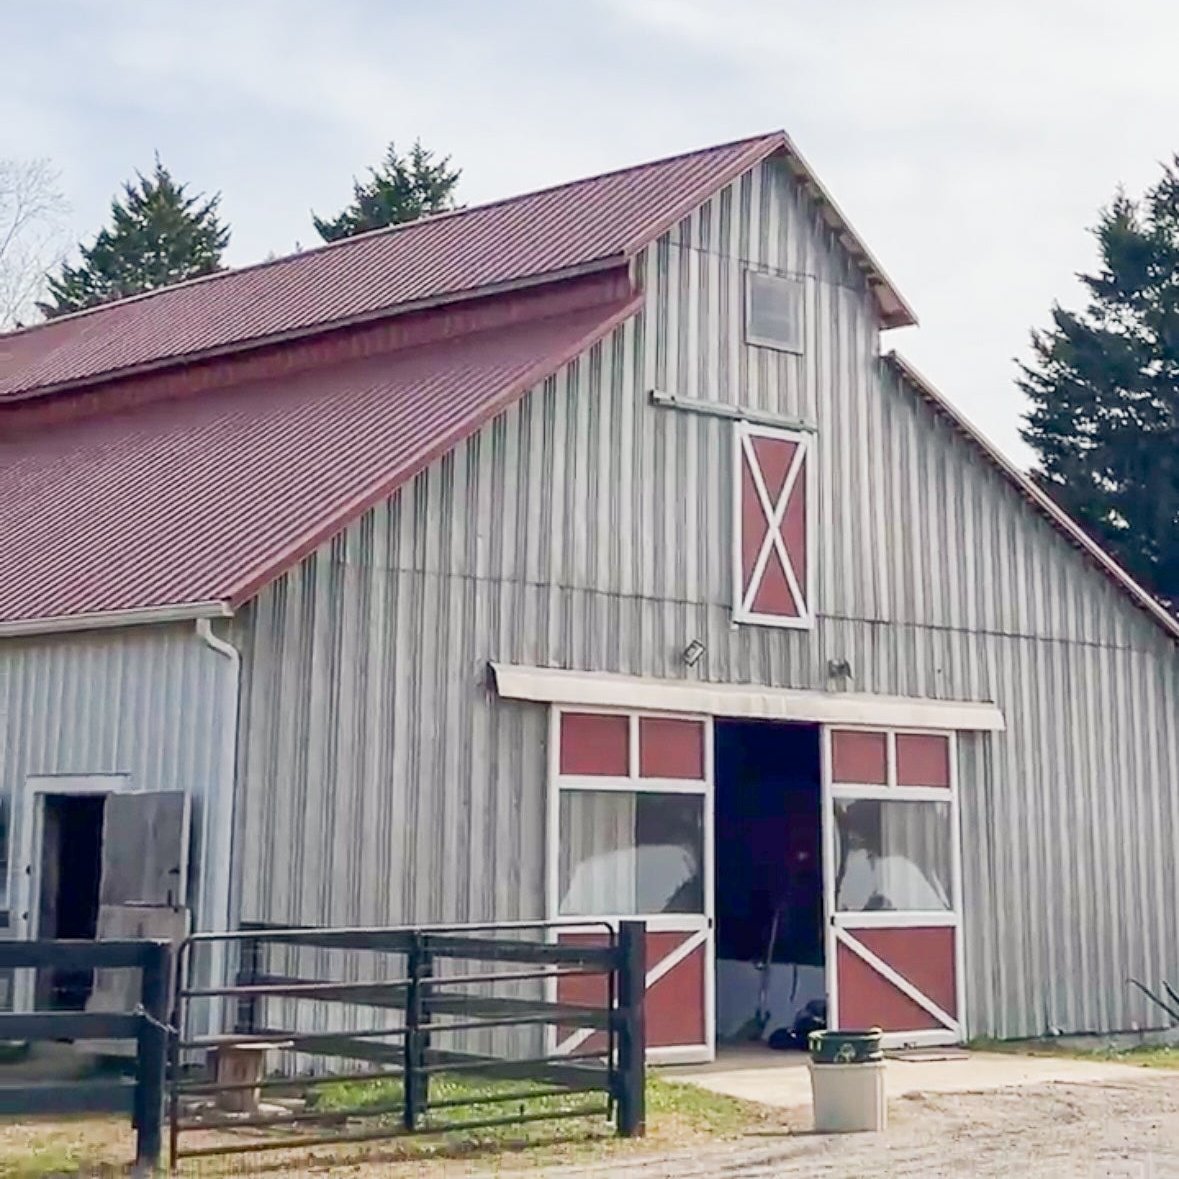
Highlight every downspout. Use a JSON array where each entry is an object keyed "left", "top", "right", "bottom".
[{"left": 196, "top": 618, "right": 241, "bottom": 1021}]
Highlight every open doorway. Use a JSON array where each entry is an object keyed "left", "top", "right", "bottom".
[
  {"left": 21, "top": 781, "right": 193, "bottom": 1016},
  {"left": 36, "top": 794, "right": 106, "bottom": 1010},
  {"left": 714, "top": 719, "right": 824, "bottom": 1050}
]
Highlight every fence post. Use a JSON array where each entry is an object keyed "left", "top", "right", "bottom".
[
  {"left": 615, "top": 920, "right": 646, "bottom": 1138},
  {"left": 236, "top": 935, "right": 260, "bottom": 1034},
  {"left": 133, "top": 940, "right": 171, "bottom": 1172},
  {"left": 403, "top": 932, "right": 430, "bottom": 1131}
]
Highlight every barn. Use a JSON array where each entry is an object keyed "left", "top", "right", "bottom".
[{"left": 2, "top": 130, "right": 1178, "bottom": 1060}]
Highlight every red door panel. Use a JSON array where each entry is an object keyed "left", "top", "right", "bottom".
[
  {"left": 555, "top": 930, "right": 706, "bottom": 1052},
  {"left": 835, "top": 926, "right": 957, "bottom": 1034}
]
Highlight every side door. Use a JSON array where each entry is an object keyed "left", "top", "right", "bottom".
[
  {"left": 99, "top": 791, "right": 191, "bottom": 909},
  {"left": 549, "top": 709, "right": 714, "bottom": 1064},
  {"left": 86, "top": 792, "right": 191, "bottom": 1035},
  {"left": 823, "top": 727, "right": 964, "bottom": 1048}
]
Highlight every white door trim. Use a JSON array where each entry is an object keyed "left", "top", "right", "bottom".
[
  {"left": 17, "top": 774, "right": 129, "bottom": 941},
  {"left": 14, "top": 774, "right": 129, "bottom": 1013},
  {"left": 494, "top": 665, "right": 1005, "bottom": 732}
]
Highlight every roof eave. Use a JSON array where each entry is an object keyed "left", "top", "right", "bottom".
[
  {"left": 2, "top": 257, "right": 628, "bottom": 406},
  {"left": 0, "top": 600, "right": 233, "bottom": 640}
]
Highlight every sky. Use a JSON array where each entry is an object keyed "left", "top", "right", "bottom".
[{"left": 5, "top": 0, "right": 1179, "bottom": 466}]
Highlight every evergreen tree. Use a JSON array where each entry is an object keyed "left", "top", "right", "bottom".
[
  {"left": 39, "top": 159, "right": 229, "bottom": 318},
  {"left": 313, "top": 139, "right": 460, "bottom": 242},
  {"left": 1020, "top": 158, "right": 1179, "bottom": 609}
]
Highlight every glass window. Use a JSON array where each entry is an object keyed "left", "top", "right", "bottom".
[
  {"left": 559, "top": 791, "right": 704, "bottom": 917},
  {"left": 746, "top": 270, "right": 804, "bottom": 354},
  {"left": 834, "top": 798, "right": 952, "bottom": 912}
]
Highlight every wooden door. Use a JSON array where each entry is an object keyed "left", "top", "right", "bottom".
[
  {"left": 100, "top": 791, "right": 190, "bottom": 907},
  {"left": 549, "top": 709, "right": 714, "bottom": 1063},
  {"left": 824, "top": 728, "right": 964, "bottom": 1048}
]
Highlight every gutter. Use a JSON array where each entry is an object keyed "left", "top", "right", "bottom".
[
  {"left": 0, "top": 600, "right": 232, "bottom": 639},
  {"left": 195, "top": 618, "right": 243, "bottom": 1013}
]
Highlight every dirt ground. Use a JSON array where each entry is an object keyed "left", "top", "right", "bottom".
[
  {"left": 490, "top": 1072, "right": 1179, "bottom": 1178},
  {"left": 4, "top": 1065, "right": 1178, "bottom": 1176}
]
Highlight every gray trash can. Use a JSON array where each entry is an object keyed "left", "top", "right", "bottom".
[{"left": 807, "top": 1028, "right": 887, "bottom": 1133}]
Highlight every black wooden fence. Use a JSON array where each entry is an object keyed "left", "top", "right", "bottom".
[
  {"left": 168, "top": 919, "right": 646, "bottom": 1166},
  {"left": 0, "top": 939, "right": 170, "bottom": 1170}
]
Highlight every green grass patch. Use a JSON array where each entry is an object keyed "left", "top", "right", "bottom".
[
  {"left": 0, "top": 1142, "right": 84, "bottom": 1179},
  {"left": 294, "top": 1069, "right": 772, "bottom": 1168},
  {"left": 0, "top": 1071, "right": 777, "bottom": 1177},
  {"left": 969, "top": 1035, "right": 1179, "bottom": 1070},
  {"left": 309, "top": 1069, "right": 757, "bottom": 1136}
]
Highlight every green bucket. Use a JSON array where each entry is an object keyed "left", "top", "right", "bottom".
[{"left": 808, "top": 1028, "right": 883, "bottom": 1064}]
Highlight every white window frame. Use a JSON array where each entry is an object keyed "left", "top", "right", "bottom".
[
  {"left": 732, "top": 420, "right": 815, "bottom": 631},
  {"left": 744, "top": 269, "right": 805, "bottom": 354},
  {"left": 547, "top": 708, "right": 712, "bottom": 921}
]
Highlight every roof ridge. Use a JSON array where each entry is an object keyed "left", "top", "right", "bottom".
[{"left": 2, "top": 131, "right": 783, "bottom": 343}]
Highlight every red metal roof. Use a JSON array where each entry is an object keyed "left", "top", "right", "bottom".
[
  {"left": 0, "top": 131, "right": 913, "bottom": 402},
  {"left": 0, "top": 295, "right": 640, "bottom": 626}
]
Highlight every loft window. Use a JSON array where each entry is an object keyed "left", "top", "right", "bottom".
[{"left": 745, "top": 270, "right": 804, "bottom": 354}]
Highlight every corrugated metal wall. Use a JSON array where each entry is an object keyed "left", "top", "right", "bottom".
[
  {"left": 0, "top": 623, "right": 237, "bottom": 936},
  {"left": 238, "top": 154, "right": 1179, "bottom": 1040}
]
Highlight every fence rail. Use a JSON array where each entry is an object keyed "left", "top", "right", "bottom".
[
  {"left": 168, "top": 919, "right": 646, "bottom": 1166},
  {"left": 0, "top": 939, "right": 170, "bottom": 1170}
]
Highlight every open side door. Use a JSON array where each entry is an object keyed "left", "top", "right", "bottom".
[
  {"left": 99, "top": 791, "right": 191, "bottom": 908},
  {"left": 85, "top": 792, "right": 192, "bottom": 1044}
]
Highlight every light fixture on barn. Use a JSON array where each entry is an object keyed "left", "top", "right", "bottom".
[
  {"left": 827, "top": 658, "right": 853, "bottom": 686},
  {"left": 682, "top": 639, "right": 706, "bottom": 667}
]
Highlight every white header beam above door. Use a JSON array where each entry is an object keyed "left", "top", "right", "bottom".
[{"left": 490, "top": 665, "right": 1005, "bottom": 732}]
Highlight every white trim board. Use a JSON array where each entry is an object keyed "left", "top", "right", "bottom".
[
  {"left": 492, "top": 665, "right": 1005, "bottom": 732},
  {"left": 0, "top": 600, "right": 232, "bottom": 638}
]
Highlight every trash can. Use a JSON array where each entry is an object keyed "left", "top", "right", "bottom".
[{"left": 807, "top": 1028, "right": 886, "bottom": 1133}]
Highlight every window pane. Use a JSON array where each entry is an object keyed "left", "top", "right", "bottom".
[
  {"left": 559, "top": 791, "right": 704, "bottom": 917},
  {"left": 834, "top": 799, "right": 952, "bottom": 912}
]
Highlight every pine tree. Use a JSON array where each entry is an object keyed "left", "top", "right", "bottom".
[
  {"left": 39, "top": 159, "right": 229, "bottom": 318},
  {"left": 313, "top": 140, "right": 460, "bottom": 242},
  {"left": 1020, "top": 158, "right": 1179, "bottom": 609}
]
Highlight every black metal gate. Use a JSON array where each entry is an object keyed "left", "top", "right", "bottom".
[
  {"left": 0, "top": 939, "right": 171, "bottom": 1171},
  {"left": 168, "top": 919, "right": 646, "bottom": 1166}
]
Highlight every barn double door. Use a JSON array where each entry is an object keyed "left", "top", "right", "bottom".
[
  {"left": 548, "top": 708, "right": 713, "bottom": 1063},
  {"left": 822, "top": 727, "right": 964, "bottom": 1048},
  {"left": 545, "top": 709, "right": 964, "bottom": 1057}
]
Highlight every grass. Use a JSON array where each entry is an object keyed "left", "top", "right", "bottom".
[
  {"left": 969, "top": 1035, "right": 1179, "bottom": 1070},
  {"left": 0, "top": 1072, "right": 777, "bottom": 1177}
]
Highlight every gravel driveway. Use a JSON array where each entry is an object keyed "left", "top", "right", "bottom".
[{"left": 490, "top": 1072, "right": 1179, "bottom": 1177}]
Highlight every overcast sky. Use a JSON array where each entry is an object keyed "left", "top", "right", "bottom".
[{"left": 5, "top": 0, "right": 1179, "bottom": 465}]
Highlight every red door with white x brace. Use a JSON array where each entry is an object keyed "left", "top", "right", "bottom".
[
  {"left": 733, "top": 421, "right": 813, "bottom": 628},
  {"left": 548, "top": 709, "right": 713, "bottom": 1063},
  {"left": 824, "top": 727, "right": 965, "bottom": 1048}
]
